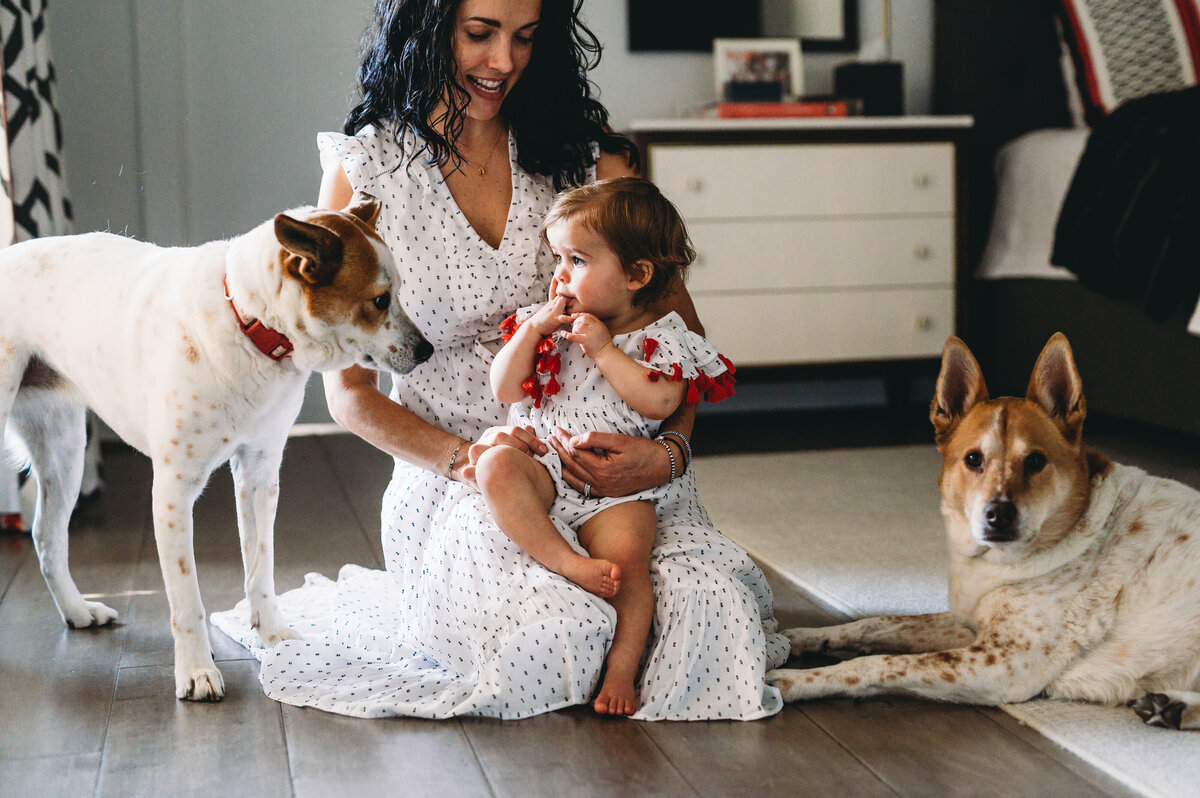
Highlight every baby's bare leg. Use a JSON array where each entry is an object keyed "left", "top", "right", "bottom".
[
  {"left": 476, "top": 445, "right": 619, "bottom": 598},
  {"left": 578, "top": 500, "right": 657, "bottom": 716}
]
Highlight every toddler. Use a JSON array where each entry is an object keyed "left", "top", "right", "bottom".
[{"left": 470, "top": 177, "right": 735, "bottom": 715}]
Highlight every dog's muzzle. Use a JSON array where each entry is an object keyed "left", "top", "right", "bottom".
[{"left": 981, "top": 499, "right": 1019, "bottom": 542}]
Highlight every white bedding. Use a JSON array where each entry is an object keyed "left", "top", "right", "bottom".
[
  {"left": 977, "top": 127, "right": 1088, "bottom": 281},
  {"left": 978, "top": 126, "right": 1200, "bottom": 335}
]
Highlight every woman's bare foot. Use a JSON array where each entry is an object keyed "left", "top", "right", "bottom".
[
  {"left": 559, "top": 555, "right": 621, "bottom": 598},
  {"left": 593, "top": 667, "right": 638, "bottom": 715}
]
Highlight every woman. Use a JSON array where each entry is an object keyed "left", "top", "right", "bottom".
[{"left": 213, "top": 0, "right": 788, "bottom": 720}]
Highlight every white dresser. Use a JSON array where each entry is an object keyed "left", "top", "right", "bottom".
[{"left": 631, "top": 117, "right": 972, "bottom": 371}]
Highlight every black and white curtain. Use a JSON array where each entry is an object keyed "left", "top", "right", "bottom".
[
  {"left": 0, "top": 0, "right": 71, "bottom": 525},
  {"left": 1, "top": 0, "right": 71, "bottom": 243}
]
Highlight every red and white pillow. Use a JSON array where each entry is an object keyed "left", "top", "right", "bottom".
[{"left": 1058, "top": 0, "right": 1200, "bottom": 121}]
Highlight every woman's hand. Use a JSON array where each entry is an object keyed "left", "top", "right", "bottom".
[
  {"left": 562, "top": 313, "right": 613, "bottom": 360},
  {"left": 548, "top": 428, "right": 669, "bottom": 498},
  {"left": 457, "top": 425, "right": 548, "bottom": 488}
]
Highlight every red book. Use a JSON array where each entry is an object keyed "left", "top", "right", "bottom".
[{"left": 717, "top": 98, "right": 860, "bottom": 118}]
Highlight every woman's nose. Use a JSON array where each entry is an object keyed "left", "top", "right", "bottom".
[{"left": 489, "top": 39, "right": 514, "bottom": 73}]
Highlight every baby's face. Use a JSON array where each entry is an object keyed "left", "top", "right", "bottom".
[{"left": 545, "top": 220, "right": 638, "bottom": 323}]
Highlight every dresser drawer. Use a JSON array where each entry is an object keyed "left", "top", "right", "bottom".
[
  {"left": 651, "top": 142, "right": 955, "bottom": 219},
  {"left": 686, "top": 216, "right": 954, "bottom": 293},
  {"left": 694, "top": 288, "right": 954, "bottom": 366}
]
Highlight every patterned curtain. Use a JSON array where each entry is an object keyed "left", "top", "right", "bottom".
[
  {"left": 0, "top": 0, "right": 72, "bottom": 528},
  {"left": 1, "top": 0, "right": 71, "bottom": 243}
]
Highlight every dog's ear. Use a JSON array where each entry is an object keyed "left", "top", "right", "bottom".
[
  {"left": 1027, "top": 332, "right": 1086, "bottom": 443},
  {"left": 931, "top": 336, "right": 988, "bottom": 444},
  {"left": 274, "top": 214, "right": 344, "bottom": 286},
  {"left": 343, "top": 191, "right": 381, "bottom": 229}
]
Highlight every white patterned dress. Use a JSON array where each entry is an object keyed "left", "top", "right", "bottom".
[{"left": 211, "top": 124, "right": 789, "bottom": 720}]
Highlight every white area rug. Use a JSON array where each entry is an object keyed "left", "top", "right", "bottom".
[{"left": 696, "top": 446, "right": 1200, "bottom": 798}]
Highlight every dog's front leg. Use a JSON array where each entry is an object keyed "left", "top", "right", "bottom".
[
  {"left": 151, "top": 471, "right": 223, "bottom": 701},
  {"left": 1133, "top": 691, "right": 1200, "bottom": 730},
  {"left": 230, "top": 444, "right": 299, "bottom": 646},
  {"left": 784, "top": 612, "right": 976, "bottom": 657}
]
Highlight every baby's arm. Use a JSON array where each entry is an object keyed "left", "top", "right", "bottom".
[
  {"left": 565, "top": 314, "right": 686, "bottom": 420},
  {"left": 491, "top": 296, "right": 571, "bottom": 403}
]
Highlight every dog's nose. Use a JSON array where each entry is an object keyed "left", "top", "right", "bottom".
[
  {"left": 413, "top": 337, "right": 434, "bottom": 364},
  {"left": 983, "top": 499, "right": 1017, "bottom": 539}
]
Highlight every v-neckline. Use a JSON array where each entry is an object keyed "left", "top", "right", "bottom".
[{"left": 436, "top": 131, "right": 516, "bottom": 253}]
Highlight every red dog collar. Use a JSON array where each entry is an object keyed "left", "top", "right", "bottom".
[{"left": 224, "top": 275, "right": 293, "bottom": 361}]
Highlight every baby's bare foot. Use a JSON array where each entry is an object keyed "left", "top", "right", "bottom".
[
  {"left": 593, "top": 671, "right": 638, "bottom": 716},
  {"left": 562, "top": 556, "right": 621, "bottom": 598}
]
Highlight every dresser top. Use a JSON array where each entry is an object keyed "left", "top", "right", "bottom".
[{"left": 629, "top": 115, "right": 974, "bottom": 133}]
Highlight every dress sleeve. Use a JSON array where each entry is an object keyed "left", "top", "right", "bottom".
[
  {"left": 317, "top": 130, "right": 376, "bottom": 194},
  {"left": 633, "top": 327, "right": 737, "bottom": 405}
]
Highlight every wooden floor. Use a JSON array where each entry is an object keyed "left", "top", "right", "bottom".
[{"left": 0, "top": 423, "right": 1157, "bottom": 798}]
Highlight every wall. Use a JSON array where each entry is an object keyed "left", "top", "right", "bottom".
[{"left": 47, "top": 0, "right": 934, "bottom": 424}]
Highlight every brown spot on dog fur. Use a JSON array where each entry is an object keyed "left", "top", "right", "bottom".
[
  {"left": 20, "top": 357, "right": 62, "bottom": 389},
  {"left": 178, "top": 557, "right": 188, "bottom": 575}
]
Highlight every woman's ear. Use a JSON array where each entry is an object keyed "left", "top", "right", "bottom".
[{"left": 627, "top": 259, "right": 654, "bottom": 290}]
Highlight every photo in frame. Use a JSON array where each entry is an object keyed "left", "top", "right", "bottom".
[{"left": 713, "top": 38, "right": 804, "bottom": 103}]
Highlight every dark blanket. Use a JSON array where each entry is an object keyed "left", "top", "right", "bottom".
[{"left": 1051, "top": 85, "right": 1200, "bottom": 323}]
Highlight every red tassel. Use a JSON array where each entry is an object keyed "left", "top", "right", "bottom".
[
  {"left": 499, "top": 313, "right": 519, "bottom": 343},
  {"left": 544, "top": 352, "right": 561, "bottom": 374},
  {"left": 685, "top": 379, "right": 702, "bottom": 406},
  {"left": 647, "top": 370, "right": 661, "bottom": 382},
  {"left": 668, "top": 363, "right": 683, "bottom": 382},
  {"left": 718, "top": 353, "right": 736, "bottom": 374},
  {"left": 642, "top": 337, "right": 659, "bottom": 360},
  {"left": 545, "top": 374, "right": 561, "bottom": 395},
  {"left": 536, "top": 336, "right": 557, "bottom": 355},
  {"left": 703, "top": 371, "right": 737, "bottom": 403},
  {"left": 694, "top": 373, "right": 714, "bottom": 393},
  {"left": 521, "top": 376, "right": 538, "bottom": 397}
]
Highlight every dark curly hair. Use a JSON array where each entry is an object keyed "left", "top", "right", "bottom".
[{"left": 344, "top": 0, "right": 638, "bottom": 190}]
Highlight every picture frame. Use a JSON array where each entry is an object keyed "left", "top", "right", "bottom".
[{"left": 713, "top": 38, "right": 804, "bottom": 103}]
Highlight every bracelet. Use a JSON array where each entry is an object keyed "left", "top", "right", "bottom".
[
  {"left": 656, "top": 437, "right": 677, "bottom": 482},
  {"left": 447, "top": 440, "right": 466, "bottom": 479},
  {"left": 658, "top": 430, "right": 692, "bottom": 474}
]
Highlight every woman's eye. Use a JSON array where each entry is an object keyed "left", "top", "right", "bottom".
[
  {"left": 1025, "top": 451, "right": 1047, "bottom": 474},
  {"left": 372, "top": 293, "right": 391, "bottom": 311},
  {"left": 467, "top": 31, "right": 489, "bottom": 42},
  {"left": 964, "top": 450, "right": 983, "bottom": 469}
]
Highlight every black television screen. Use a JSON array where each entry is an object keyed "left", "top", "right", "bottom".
[{"left": 627, "top": 1, "right": 761, "bottom": 52}]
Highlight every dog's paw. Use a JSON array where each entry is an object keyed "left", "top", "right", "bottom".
[
  {"left": 1129, "top": 692, "right": 1200, "bottom": 730},
  {"left": 765, "top": 668, "right": 807, "bottom": 702},
  {"left": 63, "top": 600, "right": 119, "bottom": 629},
  {"left": 782, "top": 627, "right": 833, "bottom": 655},
  {"left": 176, "top": 666, "right": 225, "bottom": 702},
  {"left": 258, "top": 623, "right": 304, "bottom": 647}
]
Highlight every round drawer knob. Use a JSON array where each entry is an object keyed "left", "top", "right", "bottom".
[
  {"left": 913, "top": 173, "right": 932, "bottom": 189},
  {"left": 913, "top": 243, "right": 932, "bottom": 260},
  {"left": 915, "top": 314, "right": 935, "bottom": 332},
  {"left": 686, "top": 177, "right": 704, "bottom": 193}
]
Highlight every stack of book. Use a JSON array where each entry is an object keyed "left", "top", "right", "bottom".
[{"left": 716, "top": 96, "right": 863, "bottom": 118}]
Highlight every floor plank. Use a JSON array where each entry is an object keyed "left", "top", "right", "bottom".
[
  {"left": 283, "top": 709, "right": 492, "bottom": 798},
  {"left": 94, "top": 661, "right": 289, "bottom": 798},
  {"left": 461, "top": 707, "right": 696, "bottom": 798},
  {"left": 0, "top": 752, "right": 101, "bottom": 798}
]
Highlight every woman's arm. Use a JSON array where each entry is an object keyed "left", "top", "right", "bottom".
[{"left": 318, "top": 163, "right": 544, "bottom": 480}]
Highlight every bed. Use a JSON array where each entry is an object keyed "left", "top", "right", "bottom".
[{"left": 934, "top": 0, "right": 1200, "bottom": 436}]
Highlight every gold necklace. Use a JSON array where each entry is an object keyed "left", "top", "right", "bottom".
[{"left": 465, "top": 126, "right": 505, "bottom": 177}]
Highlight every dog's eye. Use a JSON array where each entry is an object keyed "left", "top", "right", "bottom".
[
  {"left": 372, "top": 293, "right": 391, "bottom": 311},
  {"left": 964, "top": 450, "right": 983, "bottom": 469},
  {"left": 1025, "top": 451, "right": 1047, "bottom": 474}
]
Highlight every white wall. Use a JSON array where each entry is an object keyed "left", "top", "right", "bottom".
[{"left": 46, "top": 0, "right": 933, "bottom": 424}]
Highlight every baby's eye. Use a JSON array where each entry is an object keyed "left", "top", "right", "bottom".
[{"left": 573, "top": 256, "right": 585, "bottom": 266}]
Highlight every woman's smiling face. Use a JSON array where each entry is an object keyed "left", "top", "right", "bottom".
[{"left": 451, "top": 0, "right": 541, "bottom": 121}]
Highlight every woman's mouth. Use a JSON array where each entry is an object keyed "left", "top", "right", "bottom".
[{"left": 467, "top": 75, "right": 505, "bottom": 99}]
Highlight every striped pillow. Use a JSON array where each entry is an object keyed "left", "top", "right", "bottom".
[{"left": 1059, "top": 0, "right": 1200, "bottom": 121}]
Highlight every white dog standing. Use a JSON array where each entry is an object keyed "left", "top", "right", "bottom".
[{"left": 0, "top": 191, "right": 431, "bottom": 700}]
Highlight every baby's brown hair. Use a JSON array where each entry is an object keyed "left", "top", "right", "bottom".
[{"left": 542, "top": 177, "right": 695, "bottom": 306}]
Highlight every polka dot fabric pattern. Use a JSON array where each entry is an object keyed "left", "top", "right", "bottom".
[
  {"left": 1059, "top": 0, "right": 1200, "bottom": 121},
  {"left": 210, "top": 126, "right": 788, "bottom": 721}
]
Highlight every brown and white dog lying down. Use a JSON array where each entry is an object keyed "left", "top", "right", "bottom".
[
  {"left": 766, "top": 334, "right": 1200, "bottom": 730},
  {"left": 0, "top": 192, "right": 431, "bottom": 700}
]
